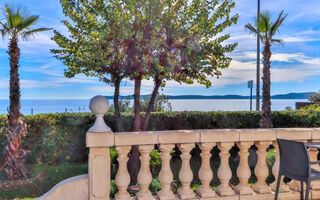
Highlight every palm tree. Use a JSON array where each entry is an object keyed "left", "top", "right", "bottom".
[
  {"left": 0, "top": 4, "right": 51, "bottom": 180},
  {"left": 245, "top": 10, "right": 287, "bottom": 128}
]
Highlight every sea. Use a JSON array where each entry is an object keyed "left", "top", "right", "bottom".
[{"left": 0, "top": 99, "right": 309, "bottom": 115}]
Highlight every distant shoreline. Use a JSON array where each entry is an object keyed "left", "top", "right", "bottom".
[
  {"left": 0, "top": 92, "right": 313, "bottom": 101},
  {"left": 106, "top": 92, "right": 315, "bottom": 100}
]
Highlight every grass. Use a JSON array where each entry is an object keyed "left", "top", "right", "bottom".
[{"left": 0, "top": 164, "right": 87, "bottom": 200}]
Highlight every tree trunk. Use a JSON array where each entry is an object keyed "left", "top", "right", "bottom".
[
  {"left": 142, "top": 77, "right": 161, "bottom": 131},
  {"left": 1, "top": 37, "right": 28, "bottom": 180},
  {"left": 133, "top": 77, "right": 142, "bottom": 131},
  {"left": 113, "top": 77, "right": 124, "bottom": 132},
  {"left": 260, "top": 40, "right": 272, "bottom": 128},
  {"left": 128, "top": 77, "right": 142, "bottom": 184}
]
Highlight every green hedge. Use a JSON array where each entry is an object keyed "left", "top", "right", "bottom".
[{"left": 0, "top": 110, "right": 320, "bottom": 165}]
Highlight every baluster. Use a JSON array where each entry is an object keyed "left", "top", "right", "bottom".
[
  {"left": 157, "top": 144, "right": 176, "bottom": 200},
  {"left": 234, "top": 142, "right": 254, "bottom": 195},
  {"left": 137, "top": 145, "right": 155, "bottom": 200},
  {"left": 115, "top": 146, "right": 131, "bottom": 200},
  {"left": 216, "top": 142, "right": 235, "bottom": 196},
  {"left": 177, "top": 143, "right": 196, "bottom": 199},
  {"left": 196, "top": 143, "right": 217, "bottom": 198},
  {"left": 270, "top": 142, "right": 289, "bottom": 192},
  {"left": 252, "top": 141, "right": 272, "bottom": 194}
]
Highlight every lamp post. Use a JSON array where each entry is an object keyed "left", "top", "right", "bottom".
[{"left": 256, "top": 0, "right": 261, "bottom": 111}]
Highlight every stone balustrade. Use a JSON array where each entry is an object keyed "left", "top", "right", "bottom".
[
  {"left": 88, "top": 127, "right": 320, "bottom": 200},
  {"left": 85, "top": 96, "right": 320, "bottom": 200}
]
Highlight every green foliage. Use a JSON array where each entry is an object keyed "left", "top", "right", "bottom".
[
  {"left": 110, "top": 147, "right": 118, "bottom": 161},
  {"left": 285, "top": 106, "right": 293, "bottom": 111},
  {"left": 109, "top": 97, "right": 133, "bottom": 113},
  {"left": 140, "top": 95, "right": 172, "bottom": 112},
  {"left": 308, "top": 92, "right": 320, "bottom": 103},
  {"left": 53, "top": 0, "right": 240, "bottom": 131},
  {"left": 52, "top": 0, "right": 239, "bottom": 93},
  {"left": 301, "top": 104, "right": 320, "bottom": 111},
  {"left": 149, "top": 178, "right": 161, "bottom": 194},
  {"left": 109, "top": 94, "right": 172, "bottom": 113},
  {"left": 0, "top": 4, "right": 52, "bottom": 40},
  {"left": 0, "top": 164, "right": 87, "bottom": 199},
  {"left": 245, "top": 10, "right": 287, "bottom": 44},
  {"left": 110, "top": 180, "right": 118, "bottom": 197}
]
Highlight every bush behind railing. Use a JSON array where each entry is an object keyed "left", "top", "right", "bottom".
[{"left": 0, "top": 110, "right": 320, "bottom": 165}]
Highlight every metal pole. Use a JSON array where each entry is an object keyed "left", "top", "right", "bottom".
[
  {"left": 256, "top": 0, "right": 261, "bottom": 111},
  {"left": 250, "top": 87, "right": 253, "bottom": 111}
]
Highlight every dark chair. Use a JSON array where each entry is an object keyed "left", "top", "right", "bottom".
[{"left": 275, "top": 139, "right": 320, "bottom": 200}]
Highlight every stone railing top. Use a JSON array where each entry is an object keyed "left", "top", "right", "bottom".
[{"left": 86, "top": 128, "right": 320, "bottom": 147}]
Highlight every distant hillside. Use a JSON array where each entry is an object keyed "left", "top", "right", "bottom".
[
  {"left": 106, "top": 92, "right": 316, "bottom": 100},
  {"left": 271, "top": 92, "right": 315, "bottom": 99}
]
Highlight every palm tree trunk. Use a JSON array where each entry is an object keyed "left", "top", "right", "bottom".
[
  {"left": 9, "top": 37, "right": 21, "bottom": 130},
  {"left": 142, "top": 77, "right": 161, "bottom": 131},
  {"left": 2, "top": 37, "right": 28, "bottom": 180},
  {"left": 260, "top": 40, "right": 272, "bottom": 128},
  {"left": 113, "top": 77, "right": 124, "bottom": 132}
]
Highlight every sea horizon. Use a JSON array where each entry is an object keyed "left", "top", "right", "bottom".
[{"left": 0, "top": 99, "right": 309, "bottom": 115}]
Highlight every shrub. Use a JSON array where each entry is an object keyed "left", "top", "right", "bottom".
[
  {"left": 308, "top": 92, "right": 320, "bottom": 103},
  {"left": 0, "top": 110, "right": 319, "bottom": 165}
]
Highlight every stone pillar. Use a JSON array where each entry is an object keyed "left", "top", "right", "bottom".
[
  {"left": 234, "top": 142, "right": 254, "bottom": 195},
  {"left": 270, "top": 142, "right": 289, "bottom": 192},
  {"left": 115, "top": 146, "right": 131, "bottom": 200},
  {"left": 216, "top": 142, "right": 235, "bottom": 197},
  {"left": 87, "top": 95, "right": 114, "bottom": 200},
  {"left": 137, "top": 145, "right": 155, "bottom": 200},
  {"left": 177, "top": 143, "right": 196, "bottom": 199},
  {"left": 157, "top": 144, "right": 175, "bottom": 200},
  {"left": 196, "top": 143, "right": 217, "bottom": 198},
  {"left": 252, "top": 141, "right": 272, "bottom": 194}
]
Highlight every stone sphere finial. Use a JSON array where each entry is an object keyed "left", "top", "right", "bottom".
[
  {"left": 89, "top": 95, "right": 111, "bottom": 132},
  {"left": 89, "top": 95, "right": 110, "bottom": 114}
]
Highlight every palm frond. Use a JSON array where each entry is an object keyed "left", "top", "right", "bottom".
[
  {"left": 0, "top": 21, "right": 10, "bottom": 36},
  {"left": 270, "top": 38, "right": 283, "bottom": 44},
  {"left": 10, "top": 12, "right": 24, "bottom": 28},
  {"left": 262, "top": 14, "right": 270, "bottom": 36},
  {"left": 270, "top": 10, "right": 287, "bottom": 36},
  {"left": 23, "top": 27, "right": 52, "bottom": 35},
  {"left": 0, "top": 4, "right": 51, "bottom": 40},
  {"left": 17, "top": 16, "right": 39, "bottom": 31},
  {"left": 256, "top": 11, "right": 271, "bottom": 33},
  {"left": 21, "top": 28, "right": 52, "bottom": 40},
  {"left": 4, "top": 5, "right": 14, "bottom": 29},
  {"left": 244, "top": 23, "right": 258, "bottom": 35}
]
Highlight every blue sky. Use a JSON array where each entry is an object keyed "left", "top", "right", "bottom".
[{"left": 0, "top": 0, "right": 319, "bottom": 99}]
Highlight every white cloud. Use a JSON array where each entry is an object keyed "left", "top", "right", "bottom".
[
  {"left": 0, "top": 74, "right": 100, "bottom": 89},
  {"left": 22, "top": 63, "right": 62, "bottom": 77},
  {"left": 0, "top": 32, "right": 56, "bottom": 55}
]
